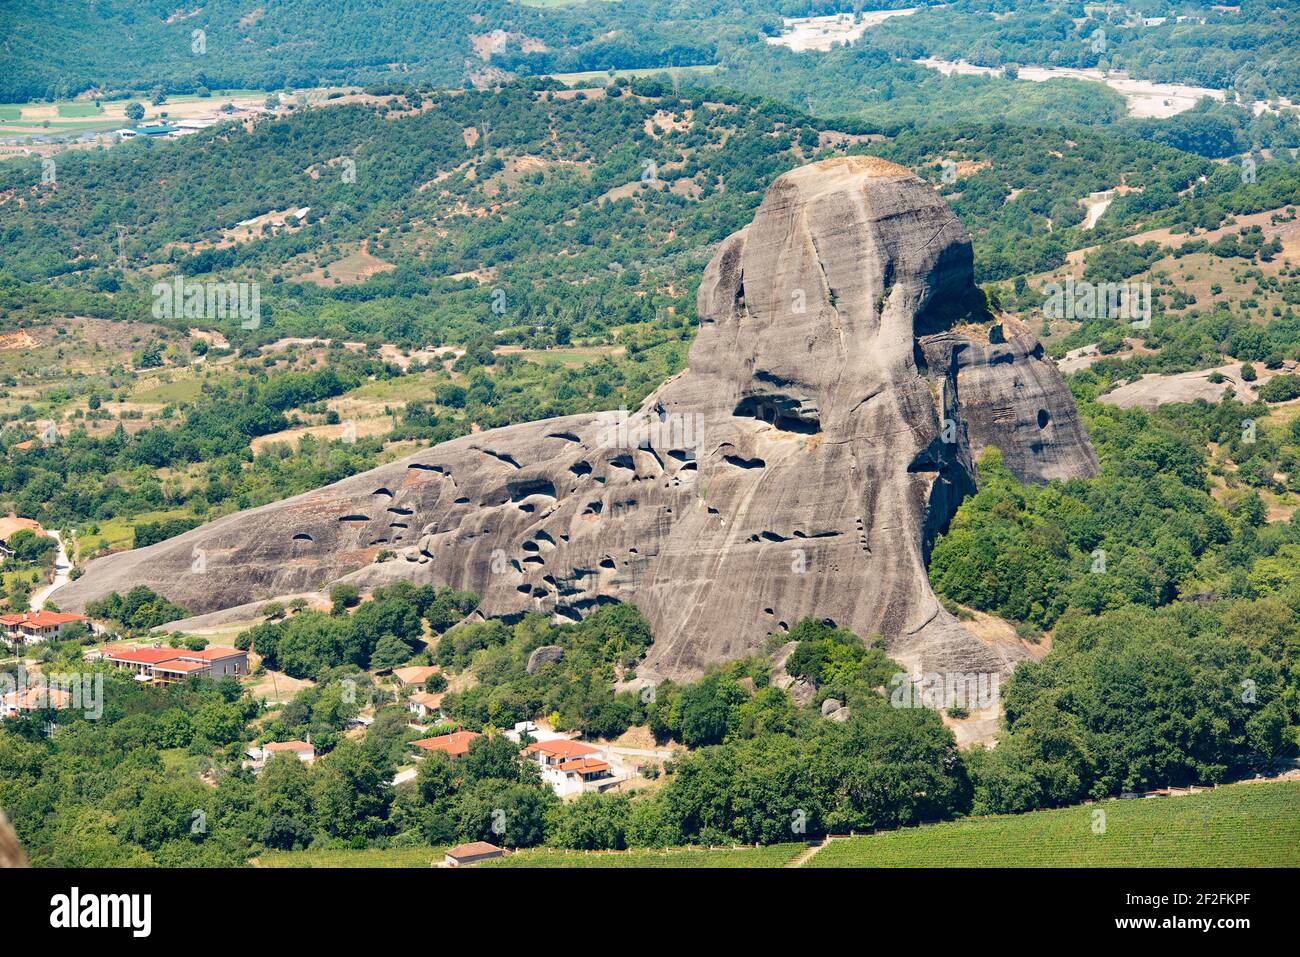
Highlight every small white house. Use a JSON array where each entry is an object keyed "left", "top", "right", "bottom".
[
  {"left": 245, "top": 739, "right": 315, "bottom": 770},
  {"left": 408, "top": 691, "right": 444, "bottom": 721}
]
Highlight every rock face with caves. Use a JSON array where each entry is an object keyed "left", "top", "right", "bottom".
[{"left": 57, "top": 157, "right": 1098, "bottom": 682}]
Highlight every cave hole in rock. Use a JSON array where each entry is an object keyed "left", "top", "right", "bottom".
[
  {"left": 547, "top": 432, "right": 581, "bottom": 443},
  {"left": 1037, "top": 409, "right": 1051, "bottom": 429},
  {"left": 724, "top": 454, "right": 766, "bottom": 470},
  {"left": 569, "top": 460, "right": 593, "bottom": 476},
  {"left": 292, "top": 533, "right": 314, "bottom": 542},
  {"left": 387, "top": 506, "right": 414, "bottom": 516},
  {"left": 522, "top": 541, "right": 540, "bottom": 553},
  {"left": 733, "top": 395, "right": 820, "bottom": 434},
  {"left": 478, "top": 448, "right": 522, "bottom": 469},
  {"left": 454, "top": 496, "right": 471, "bottom": 504},
  {"left": 599, "top": 555, "right": 616, "bottom": 569},
  {"left": 509, "top": 479, "right": 557, "bottom": 501},
  {"left": 338, "top": 514, "right": 370, "bottom": 522},
  {"left": 372, "top": 487, "right": 394, "bottom": 498}
]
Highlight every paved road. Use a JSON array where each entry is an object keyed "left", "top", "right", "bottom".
[{"left": 30, "top": 530, "right": 70, "bottom": 611}]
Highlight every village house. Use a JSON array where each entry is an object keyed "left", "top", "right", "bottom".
[
  {"left": 106, "top": 645, "right": 247, "bottom": 683},
  {"left": 0, "top": 512, "right": 48, "bottom": 558},
  {"left": 407, "top": 690, "right": 445, "bottom": 721},
  {"left": 245, "top": 739, "right": 316, "bottom": 770},
  {"left": 443, "top": 841, "right": 504, "bottom": 867},
  {"left": 0, "top": 611, "right": 90, "bottom": 645},
  {"left": 0, "top": 684, "right": 72, "bottom": 718},
  {"left": 524, "top": 739, "right": 616, "bottom": 797},
  {"left": 392, "top": 664, "right": 441, "bottom": 688},
  {"left": 411, "top": 729, "right": 480, "bottom": 757}
]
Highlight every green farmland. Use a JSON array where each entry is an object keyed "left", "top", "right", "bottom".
[
  {"left": 809, "top": 782, "right": 1300, "bottom": 868},
  {"left": 248, "top": 784, "right": 1299, "bottom": 869},
  {"left": 256, "top": 846, "right": 450, "bottom": 868},
  {"left": 482, "top": 843, "right": 803, "bottom": 868}
]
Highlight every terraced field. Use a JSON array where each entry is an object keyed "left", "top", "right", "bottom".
[{"left": 809, "top": 782, "right": 1300, "bottom": 868}]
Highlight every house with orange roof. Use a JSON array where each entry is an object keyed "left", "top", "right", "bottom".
[
  {"left": 0, "top": 683, "right": 72, "bottom": 718},
  {"left": 524, "top": 739, "right": 617, "bottom": 796},
  {"left": 245, "top": 739, "right": 316, "bottom": 770},
  {"left": 411, "top": 729, "right": 480, "bottom": 758},
  {"left": 392, "top": 664, "right": 441, "bottom": 688},
  {"left": 408, "top": 690, "right": 445, "bottom": 721},
  {"left": 0, "top": 513, "right": 45, "bottom": 543},
  {"left": 106, "top": 645, "right": 247, "bottom": 683},
  {"left": 0, "top": 610, "right": 89, "bottom": 645},
  {"left": 443, "top": 841, "right": 504, "bottom": 867}
]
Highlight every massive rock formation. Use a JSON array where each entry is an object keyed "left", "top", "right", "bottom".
[{"left": 57, "top": 156, "right": 1097, "bottom": 681}]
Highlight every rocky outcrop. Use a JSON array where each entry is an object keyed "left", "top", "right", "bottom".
[
  {"left": 525, "top": 644, "right": 565, "bottom": 675},
  {"left": 56, "top": 157, "right": 1097, "bottom": 682}
]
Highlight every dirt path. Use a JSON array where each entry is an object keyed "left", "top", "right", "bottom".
[{"left": 786, "top": 840, "right": 828, "bottom": 867}]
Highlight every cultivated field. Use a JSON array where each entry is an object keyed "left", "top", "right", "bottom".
[
  {"left": 809, "top": 781, "right": 1300, "bottom": 868},
  {"left": 256, "top": 846, "right": 451, "bottom": 868},
  {"left": 481, "top": 843, "right": 805, "bottom": 868}
]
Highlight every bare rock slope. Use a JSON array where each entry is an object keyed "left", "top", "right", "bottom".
[{"left": 58, "top": 157, "right": 1098, "bottom": 681}]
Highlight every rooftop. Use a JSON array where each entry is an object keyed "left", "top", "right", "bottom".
[
  {"left": 525, "top": 739, "right": 601, "bottom": 759},
  {"left": 392, "top": 665, "right": 441, "bottom": 685},
  {"left": 0, "top": 611, "right": 87, "bottom": 628},
  {"left": 411, "top": 730, "right": 480, "bottom": 757},
  {"left": 445, "top": 841, "right": 502, "bottom": 860},
  {"left": 264, "top": 740, "right": 314, "bottom": 753}
]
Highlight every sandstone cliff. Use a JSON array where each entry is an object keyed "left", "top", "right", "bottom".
[{"left": 56, "top": 156, "right": 1098, "bottom": 681}]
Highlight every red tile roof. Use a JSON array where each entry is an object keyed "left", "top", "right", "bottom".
[
  {"left": 265, "top": 740, "right": 314, "bottom": 754},
  {"left": 1, "top": 685, "right": 72, "bottom": 710},
  {"left": 188, "top": 646, "right": 244, "bottom": 661},
  {"left": 0, "top": 611, "right": 87, "bottom": 628},
  {"left": 392, "top": 665, "right": 441, "bottom": 685},
  {"left": 411, "top": 730, "right": 480, "bottom": 757},
  {"left": 525, "top": 739, "right": 600, "bottom": 759},
  {"left": 445, "top": 841, "right": 502, "bottom": 860},
  {"left": 107, "top": 647, "right": 185, "bottom": 665},
  {"left": 152, "top": 659, "right": 209, "bottom": 673},
  {"left": 556, "top": 758, "right": 610, "bottom": 775}
]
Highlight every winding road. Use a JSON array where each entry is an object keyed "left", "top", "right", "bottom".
[{"left": 29, "top": 530, "right": 70, "bottom": 611}]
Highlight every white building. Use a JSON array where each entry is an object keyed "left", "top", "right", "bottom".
[{"left": 524, "top": 739, "right": 617, "bottom": 797}]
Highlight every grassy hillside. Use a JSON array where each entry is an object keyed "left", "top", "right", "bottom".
[{"left": 810, "top": 781, "right": 1300, "bottom": 868}]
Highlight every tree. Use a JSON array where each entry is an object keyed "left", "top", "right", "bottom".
[
  {"left": 330, "top": 584, "right": 360, "bottom": 614},
  {"left": 124, "top": 101, "right": 145, "bottom": 122}
]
